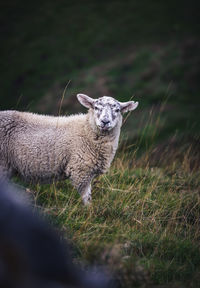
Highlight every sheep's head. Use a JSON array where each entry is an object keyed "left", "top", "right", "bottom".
[{"left": 77, "top": 94, "right": 139, "bottom": 132}]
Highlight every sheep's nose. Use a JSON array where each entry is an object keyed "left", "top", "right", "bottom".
[{"left": 102, "top": 120, "right": 110, "bottom": 126}]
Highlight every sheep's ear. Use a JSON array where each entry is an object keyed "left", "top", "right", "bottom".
[
  {"left": 77, "top": 94, "right": 94, "bottom": 109},
  {"left": 119, "top": 101, "right": 139, "bottom": 113}
]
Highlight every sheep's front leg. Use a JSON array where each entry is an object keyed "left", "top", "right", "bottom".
[
  {"left": 78, "top": 183, "right": 92, "bottom": 205},
  {"left": 67, "top": 169, "right": 93, "bottom": 205}
]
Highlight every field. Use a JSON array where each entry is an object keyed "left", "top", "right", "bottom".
[
  {"left": 1, "top": 1, "right": 200, "bottom": 287},
  {"left": 23, "top": 132, "right": 199, "bottom": 288}
]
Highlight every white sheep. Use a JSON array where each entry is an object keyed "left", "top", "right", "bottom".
[{"left": 0, "top": 94, "right": 138, "bottom": 204}]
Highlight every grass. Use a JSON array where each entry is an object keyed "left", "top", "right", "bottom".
[
  {"left": 1, "top": 1, "right": 200, "bottom": 111},
  {"left": 20, "top": 130, "right": 200, "bottom": 288},
  {"left": 2, "top": 1, "right": 200, "bottom": 286}
]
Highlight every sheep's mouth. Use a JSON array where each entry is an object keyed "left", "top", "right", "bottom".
[{"left": 98, "top": 125, "right": 112, "bottom": 132}]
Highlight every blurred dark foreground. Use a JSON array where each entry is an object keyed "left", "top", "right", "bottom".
[{"left": 0, "top": 180, "right": 112, "bottom": 288}]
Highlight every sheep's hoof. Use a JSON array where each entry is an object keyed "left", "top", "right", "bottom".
[
  {"left": 82, "top": 196, "right": 92, "bottom": 206},
  {"left": 84, "top": 201, "right": 91, "bottom": 207}
]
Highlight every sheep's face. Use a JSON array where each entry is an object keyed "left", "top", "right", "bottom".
[
  {"left": 93, "top": 96, "right": 122, "bottom": 131},
  {"left": 77, "top": 94, "right": 139, "bottom": 132}
]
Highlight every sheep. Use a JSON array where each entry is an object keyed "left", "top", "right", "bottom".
[{"left": 0, "top": 94, "right": 138, "bottom": 204}]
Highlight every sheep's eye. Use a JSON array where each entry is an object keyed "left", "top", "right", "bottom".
[
  {"left": 115, "top": 108, "right": 120, "bottom": 113},
  {"left": 94, "top": 106, "right": 98, "bottom": 111}
]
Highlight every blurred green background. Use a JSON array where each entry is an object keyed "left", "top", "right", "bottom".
[{"left": 1, "top": 0, "right": 200, "bottom": 147}]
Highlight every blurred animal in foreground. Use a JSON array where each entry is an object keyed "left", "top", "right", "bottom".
[
  {"left": 0, "top": 180, "right": 111, "bottom": 288},
  {"left": 0, "top": 94, "right": 138, "bottom": 204}
]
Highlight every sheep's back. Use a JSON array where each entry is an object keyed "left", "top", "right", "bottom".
[{"left": 0, "top": 111, "right": 84, "bottom": 182}]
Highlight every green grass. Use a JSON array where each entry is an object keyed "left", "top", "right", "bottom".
[
  {"left": 2, "top": 1, "right": 200, "bottom": 286},
  {"left": 1, "top": 0, "right": 200, "bottom": 111},
  {"left": 21, "top": 137, "right": 200, "bottom": 288}
]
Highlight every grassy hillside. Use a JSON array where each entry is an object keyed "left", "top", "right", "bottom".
[
  {"left": 1, "top": 0, "right": 200, "bottom": 110},
  {"left": 24, "top": 137, "right": 200, "bottom": 288},
  {"left": 1, "top": 1, "right": 200, "bottom": 287}
]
